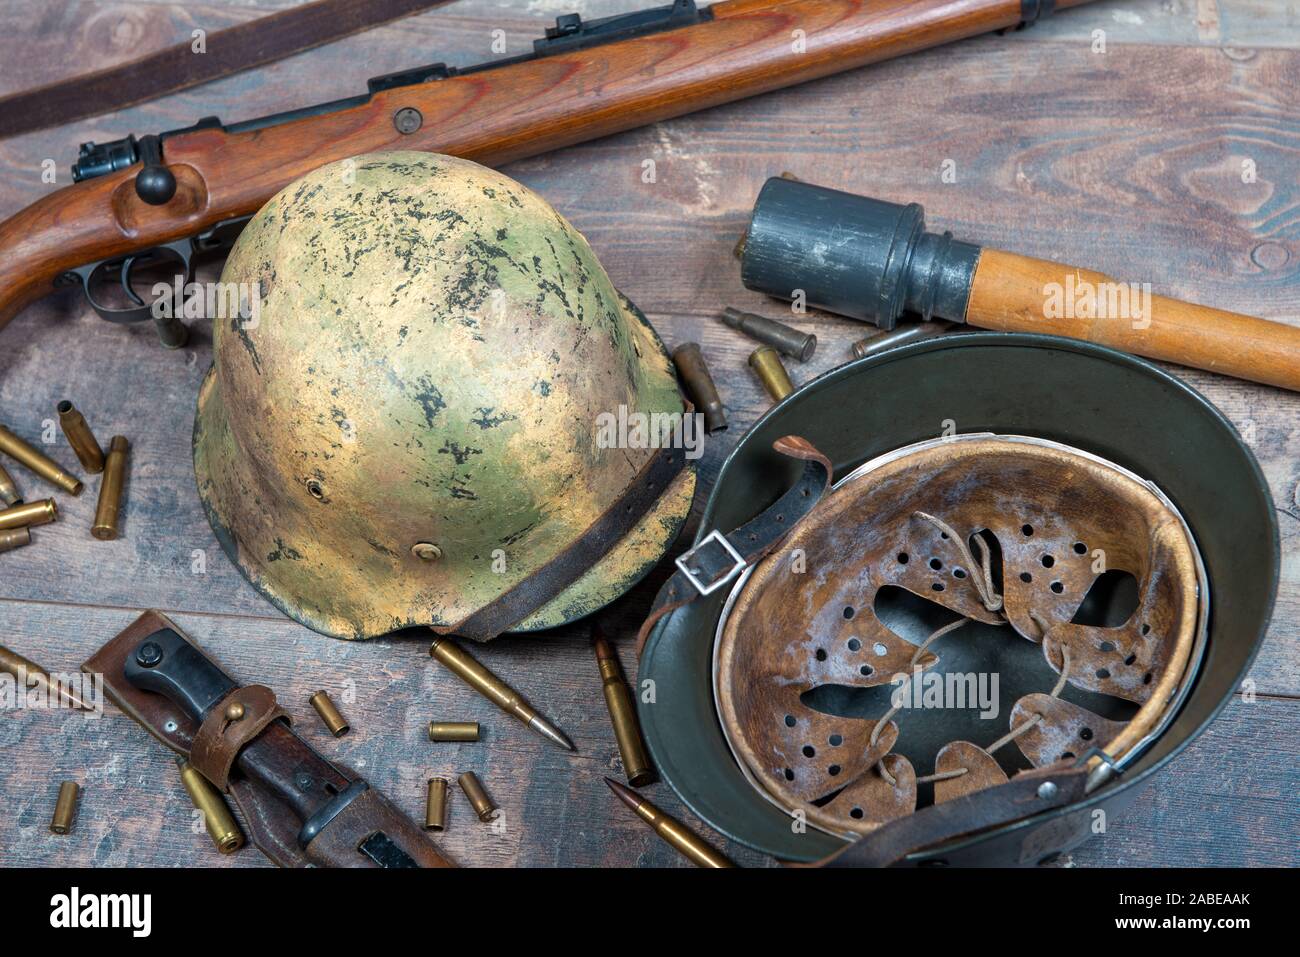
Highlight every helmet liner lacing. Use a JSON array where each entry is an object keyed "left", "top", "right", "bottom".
[{"left": 864, "top": 513, "right": 1073, "bottom": 789}]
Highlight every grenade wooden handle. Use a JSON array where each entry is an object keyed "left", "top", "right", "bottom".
[{"left": 965, "top": 249, "right": 1300, "bottom": 392}]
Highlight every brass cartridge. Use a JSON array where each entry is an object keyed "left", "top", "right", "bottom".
[
  {"left": 177, "top": 759, "right": 244, "bottom": 854},
  {"left": 0, "top": 425, "right": 82, "bottom": 495},
  {"left": 0, "top": 460, "right": 21, "bottom": 506},
  {"left": 50, "top": 781, "right": 80, "bottom": 835},
  {"left": 0, "top": 498, "right": 57, "bottom": 531},
  {"left": 850, "top": 320, "right": 957, "bottom": 360},
  {"left": 425, "top": 778, "right": 449, "bottom": 831},
  {"left": 428, "top": 721, "right": 480, "bottom": 742},
  {"left": 594, "top": 632, "right": 653, "bottom": 787},
  {"left": 0, "top": 527, "right": 31, "bottom": 553},
  {"left": 458, "top": 771, "right": 498, "bottom": 822},
  {"left": 91, "top": 436, "right": 129, "bottom": 540},
  {"left": 748, "top": 346, "right": 795, "bottom": 402},
  {"left": 672, "top": 342, "right": 727, "bottom": 433},
  {"left": 0, "top": 645, "right": 94, "bottom": 711},
  {"left": 309, "top": 690, "right": 350, "bottom": 736},
  {"left": 720, "top": 307, "right": 817, "bottom": 361},
  {"left": 429, "top": 636, "right": 573, "bottom": 751},
  {"left": 605, "top": 778, "right": 734, "bottom": 868},
  {"left": 57, "top": 401, "right": 106, "bottom": 474}
]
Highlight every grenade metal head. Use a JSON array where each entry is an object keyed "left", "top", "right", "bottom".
[{"left": 739, "top": 177, "right": 981, "bottom": 328}]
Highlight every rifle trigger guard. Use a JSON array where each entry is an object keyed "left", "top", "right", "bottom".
[
  {"left": 60, "top": 215, "right": 250, "bottom": 349},
  {"left": 65, "top": 238, "right": 193, "bottom": 348},
  {"left": 119, "top": 253, "right": 150, "bottom": 308}
]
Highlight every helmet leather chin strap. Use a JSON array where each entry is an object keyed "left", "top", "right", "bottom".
[
  {"left": 635, "top": 434, "right": 835, "bottom": 656},
  {"left": 446, "top": 439, "right": 688, "bottom": 641},
  {"left": 812, "top": 761, "right": 1091, "bottom": 868}
]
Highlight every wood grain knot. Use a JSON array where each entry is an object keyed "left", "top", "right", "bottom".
[{"left": 1250, "top": 242, "right": 1290, "bottom": 271}]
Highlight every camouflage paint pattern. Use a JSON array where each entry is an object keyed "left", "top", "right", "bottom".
[{"left": 193, "top": 152, "right": 695, "bottom": 640}]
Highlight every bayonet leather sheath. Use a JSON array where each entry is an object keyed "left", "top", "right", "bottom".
[{"left": 83, "top": 610, "right": 453, "bottom": 868}]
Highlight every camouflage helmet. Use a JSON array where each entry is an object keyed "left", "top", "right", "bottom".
[{"left": 193, "top": 152, "right": 697, "bottom": 640}]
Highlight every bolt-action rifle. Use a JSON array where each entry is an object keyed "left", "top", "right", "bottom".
[{"left": 0, "top": 0, "right": 1077, "bottom": 345}]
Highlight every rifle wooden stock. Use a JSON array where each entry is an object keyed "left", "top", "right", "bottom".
[{"left": 0, "top": 0, "right": 1096, "bottom": 330}]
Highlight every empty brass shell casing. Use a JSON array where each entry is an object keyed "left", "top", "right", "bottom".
[
  {"left": 0, "top": 461, "right": 21, "bottom": 506},
  {"left": 309, "top": 690, "right": 350, "bottom": 736},
  {"left": 594, "top": 633, "right": 654, "bottom": 787},
  {"left": 458, "top": 771, "right": 497, "bottom": 822},
  {"left": 671, "top": 342, "right": 727, "bottom": 433},
  {"left": 56, "top": 401, "right": 106, "bottom": 474},
  {"left": 50, "top": 781, "right": 80, "bottom": 835},
  {"left": 0, "top": 424, "right": 82, "bottom": 495},
  {"left": 0, "top": 527, "right": 31, "bottom": 553},
  {"left": 428, "top": 721, "right": 480, "bottom": 742},
  {"left": 91, "top": 436, "right": 129, "bottom": 540},
  {"left": 425, "top": 778, "right": 449, "bottom": 831},
  {"left": 0, "top": 498, "right": 57, "bottom": 531},
  {"left": 748, "top": 346, "right": 794, "bottom": 402},
  {"left": 720, "top": 307, "right": 817, "bottom": 361},
  {"left": 177, "top": 759, "right": 245, "bottom": 854}
]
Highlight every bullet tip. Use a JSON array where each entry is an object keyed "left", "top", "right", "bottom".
[
  {"left": 604, "top": 777, "right": 639, "bottom": 812},
  {"left": 531, "top": 715, "right": 576, "bottom": 752},
  {"left": 600, "top": 774, "right": 642, "bottom": 811}
]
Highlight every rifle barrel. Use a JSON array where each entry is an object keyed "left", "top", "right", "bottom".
[{"left": 0, "top": 0, "right": 1098, "bottom": 330}]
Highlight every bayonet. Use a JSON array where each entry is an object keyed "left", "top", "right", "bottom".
[{"left": 83, "top": 611, "right": 453, "bottom": 868}]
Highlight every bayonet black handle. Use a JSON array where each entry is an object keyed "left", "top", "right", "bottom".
[
  {"left": 124, "top": 628, "right": 237, "bottom": 721},
  {"left": 89, "top": 611, "right": 453, "bottom": 867},
  {"left": 123, "top": 627, "right": 351, "bottom": 823}
]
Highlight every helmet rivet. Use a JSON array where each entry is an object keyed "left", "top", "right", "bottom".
[
  {"left": 1037, "top": 781, "right": 1058, "bottom": 800},
  {"left": 306, "top": 479, "right": 325, "bottom": 500},
  {"left": 412, "top": 542, "right": 442, "bottom": 562}
]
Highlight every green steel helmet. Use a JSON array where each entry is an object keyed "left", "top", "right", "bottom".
[{"left": 193, "top": 151, "right": 696, "bottom": 640}]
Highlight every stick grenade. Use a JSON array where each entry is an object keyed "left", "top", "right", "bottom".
[{"left": 739, "top": 177, "right": 1300, "bottom": 392}]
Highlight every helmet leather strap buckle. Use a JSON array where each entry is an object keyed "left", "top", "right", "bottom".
[{"left": 675, "top": 529, "right": 746, "bottom": 596}]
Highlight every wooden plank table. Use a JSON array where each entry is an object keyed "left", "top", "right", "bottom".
[{"left": 0, "top": 0, "right": 1296, "bottom": 868}]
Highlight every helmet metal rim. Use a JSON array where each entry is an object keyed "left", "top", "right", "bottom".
[{"left": 638, "top": 332, "right": 1276, "bottom": 863}]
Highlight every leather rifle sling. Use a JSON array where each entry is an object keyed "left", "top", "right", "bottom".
[{"left": 0, "top": 0, "right": 453, "bottom": 139}]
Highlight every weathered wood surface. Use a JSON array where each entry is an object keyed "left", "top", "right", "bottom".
[{"left": 0, "top": 0, "right": 1297, "bottom": 867}]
